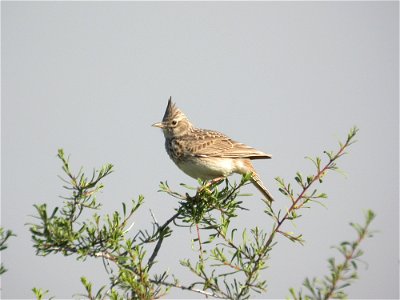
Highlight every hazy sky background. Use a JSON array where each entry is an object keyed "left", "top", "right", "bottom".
[{"left": 2, "top": 1, "right": 398, "bottom": 299}]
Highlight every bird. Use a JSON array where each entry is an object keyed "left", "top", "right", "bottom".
[{"left": 152, "top": 97, "right": 274, "bottom": 202}]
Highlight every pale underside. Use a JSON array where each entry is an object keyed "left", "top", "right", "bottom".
[{"left": 176, "top": 155, "right": 251, "bottom": 180}]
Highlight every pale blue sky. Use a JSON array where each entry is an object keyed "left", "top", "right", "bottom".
[{"left": 2, "top": 1, "right": 398, "bottom": 299}]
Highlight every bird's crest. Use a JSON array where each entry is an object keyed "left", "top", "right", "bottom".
[{"left": 163, "top": 97, "right": 187, "bottom": 122}]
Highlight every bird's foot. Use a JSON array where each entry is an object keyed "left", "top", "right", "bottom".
[{"left": 197, "top": 177, "right": 225, "bottom": 194}]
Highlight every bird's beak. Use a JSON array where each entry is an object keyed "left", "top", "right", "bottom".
[{"left": 152, "top": 122, "right": 164, "bottom": 128}]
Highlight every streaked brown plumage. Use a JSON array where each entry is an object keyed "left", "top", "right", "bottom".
[{"left": 153, "top": 97, "right": 274, "bottom": 202}]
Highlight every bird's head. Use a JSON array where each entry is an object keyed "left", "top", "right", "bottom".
[{"left": 152, "top": 97, "right": 193, "bottom": 138}]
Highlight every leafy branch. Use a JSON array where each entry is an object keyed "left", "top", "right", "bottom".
[
  {"left": 272, "top": 126, "right": 359, "bottom": 244},
  {"left": 28, "top": 127, "right": 376, "bottom": 299},
  {"left": 29, "top": 149, "right": 171, "bottom": 299},
  {"left": 0, "top": 227, "right": 15, "bottom": 275},
  {"left": 289, "top": 210, "right": 376, "bottom": 300}
]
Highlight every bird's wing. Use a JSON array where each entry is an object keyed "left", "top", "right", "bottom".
[{"left": 185, "top": 129, "right": 272, "bottom": 159}]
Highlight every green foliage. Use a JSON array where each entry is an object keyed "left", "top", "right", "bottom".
[
  {"left": 157, "top": 175, "right": 274, "bottom": 298},
  {"left": 29, "top": 149, "right": 170, "bottom": 299},
  {"left": 32, "top": 288, "right": 53, "bottom": 300},
  {"left": 0, "top": 227, "right": 15, "bottom": 275},
  {"left": 29, "top": 127, "right": 376, "bottom": 299},
  {"left": 289, "top": 210, "right": 376, "bottom": 300}
]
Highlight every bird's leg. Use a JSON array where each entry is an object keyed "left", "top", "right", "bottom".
[
  {"left": 208, "top": 176, "right": 226, "bottom": 185},
  {"left": 197, "top": 177, "right": 225, "bottom": 194}
]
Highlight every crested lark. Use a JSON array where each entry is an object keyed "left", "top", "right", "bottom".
[{"left": 152, "top": 97, "right": 274, "bottom": 202}]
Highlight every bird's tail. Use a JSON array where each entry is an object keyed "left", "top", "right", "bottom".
[{"left": 250, "top": 172, "right": 274, "bottom": 202}]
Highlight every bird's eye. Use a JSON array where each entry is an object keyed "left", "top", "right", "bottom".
[{"left": 171, "top": 120, "right": 178, "bottom": 126}]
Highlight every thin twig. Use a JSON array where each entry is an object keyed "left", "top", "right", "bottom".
[
  {"left": 237, "top": 132, "right": 356, "bottom": 298},
  {"left": 147, "top": 209, "right": 182, "bottom": 268},
  {"left": 195, "top": 223, "right": 204, "bottom": 262},
  {"left": 324, "top": 219, "right": 372, "bottom": 299},
  {"left": 151, "top": 279, "right": 223, "bottom": 298}
]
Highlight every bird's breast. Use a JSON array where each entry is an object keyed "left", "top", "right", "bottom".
[{"left": 165, "top": 138, "right": 184, "bottom": 161}]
